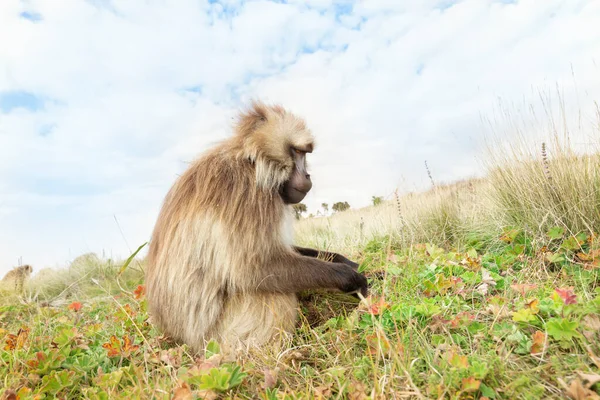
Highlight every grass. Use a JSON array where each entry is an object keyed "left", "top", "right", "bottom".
[{"left": 2, "top": 95, "right": 600, "bottom": 399}]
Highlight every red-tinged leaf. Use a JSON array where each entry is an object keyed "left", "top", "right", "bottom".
[
  {"left": 447, "top": 317, "right": 461, "bottom": 329},
  {"left": 500, "top": 228, "right": 520, "bottom": 243},
  {"left": 188, "top": 356, "right": 223, "bottom": 376},
  {"left": 26, "top": 351, "right": 46, "bottom": 369},
  {"left": 365, "top": 333, "right": 391, "bottom": 355},
  {"left": 102, "top": 334, "right": 139, "bottom": 358},
  {"left": 367, "top": 296, "right": 389, "bottom": 315},
  {"left": 4, "top": 335, "right": 18, "bottom": 351},
  {"left": 4, "top": 327, "right": 30, "bottom": 351},
  {"left": 576, "top": 250, "right": 597, "bottom": 262},
  {"left": 68, "top": 302, "right": 83, "bottom": 312},
  {"left": 158, "top": 349, "right": 183, "bottom": 368},
  {"left": 102, "top": 335, "right": 121, "bottom": 357},
  {"left": 115, "top": 304, "right": 136, "bottom": 322},
  {"left": 122, "top": 335, "right": 140, "bottom": 356},
  {"left": 531, "top": 331, "right": 546, "bottom": 354},
  {"left": 555, "top": 287, "right": 578, "bottom": 305},
  {"left": 525, "top": 298, "right": 540, "bottom": 314},
  {"left": 172, "top": 381, "right": 193, "bottom": 400},
  {"left": 461, "top": 377, "right": 481, "bottom": 392},
  {"left": 2, "top": 390, "right": 17, "bottom": 400},
  {"left": 428, "top": 315, "right": 450, "bottom": 333},
  {"left": 510, "top": 283, "right": 537, "bottom": 296},
  {"left": 461, "top": 256, "right": 481, "bottom": 270},
  {"left": 134, "top": 285, "right": 145, "bottom": 300},
  {"left": 448, "top": 312, "right": 474, "bottom": 328},
  {"left": 451, "top": 276, "right": 463, "bottom": 285},
  {"left": 347, "top": 381, "right": 369, "bottom": 400},
  {"left": 447, "top": 352, "right": 469, "bottom": 369},
  {"left": 451, "top": 276, "right": 465, "bottom": 296},
  {"left": 439, "top": 275, "right": 453, "bottom": 292}
]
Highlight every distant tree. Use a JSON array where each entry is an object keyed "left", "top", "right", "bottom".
[
  {"left": 372, "top": 196, "right": 383, "bottom": 206},
  {"left": 308, "top": 213, "right": 314, "bottom": 218},
  {"left": 321, "top": 203, "right": 329, "bottom": 214},
  {"left": 292, "top": 203, "right": 308, "bottom": 219},
  {"left": 332, "top": 201, "right": 350, "bottom": 213}
]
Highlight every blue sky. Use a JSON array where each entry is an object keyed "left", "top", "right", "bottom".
[
  {"left": 0, "top": 91, "right": 46, "bottom": 113},
  {"left": 1, "top": 0, "right": 599, "bottom": 274}
]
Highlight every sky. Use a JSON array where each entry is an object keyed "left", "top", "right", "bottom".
[{"left": 1, "top": 0, "right": 600, "bottom": 274}]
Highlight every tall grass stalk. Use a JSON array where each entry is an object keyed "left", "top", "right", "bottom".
[{"left": 483, "top": 91, "right": 600, "bottom": 238}]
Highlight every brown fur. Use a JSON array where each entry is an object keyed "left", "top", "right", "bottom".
[
  {"left": 145, "top": 101, "right": 367, "bottom": 354},
  {"left": 2, "top": 264, "right": 33, "bottom": 292}
]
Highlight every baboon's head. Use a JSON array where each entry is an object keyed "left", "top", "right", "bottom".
[
  {"left": 22, "top": 265, "right": 33, "bottom": 276},
  {"left": 236, "top": 101, "right": 315, "bottom": 204}
]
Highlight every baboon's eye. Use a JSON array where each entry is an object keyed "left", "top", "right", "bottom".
[{"left": 293, "top": 148, "right": 303, "bottom": 155}]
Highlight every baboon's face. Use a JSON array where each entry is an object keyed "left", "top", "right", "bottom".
[{"left": 280, "top": 146, "right": 312, "bottom": 204}]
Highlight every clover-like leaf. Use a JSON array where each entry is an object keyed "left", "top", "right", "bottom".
[
  {"left": 547, "top": 226, "right": 565, "bottom": 240},
  {"left": 461, "top": 377, "right": 481, "bottom": 392},
  {"left": 545, "top": 252, "right": 565, "bottom": 264},
  {"left": 205, "top": 340, "right": 221, "bottom": 358},
  {"left": 40, "top": 370, "right": 77, "bottom": 395},
  {"left": 546, "top": 318, "right": 580, "bottom": 341},
  {"left": 512, "top": 308, "right": 536, "bottom": 323},
  {"left": 561, "top": 236, "right": 585, "bottom": 251},
  {"left": 500, "top": 228, "right": 521, "bottom": 244},
  {"left": 102, "top": 335, "right": 140, "bottom": 358},
  {"left": 447, "top": 352, "right": 469, "bottom": 369}
]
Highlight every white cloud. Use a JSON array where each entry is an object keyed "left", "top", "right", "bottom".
[{"left": 0, "top": 0, "right": 599, "bottom": 274}]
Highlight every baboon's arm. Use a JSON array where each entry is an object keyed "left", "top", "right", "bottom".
[
  {"left": 292, "top": 246, "right": 359, "bottom": 270},
  {"left": 251, "top": 252, "right": 368, "bottom": 296}
]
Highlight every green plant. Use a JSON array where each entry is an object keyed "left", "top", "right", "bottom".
[{"left": 332, "top": 201, "right": 350, "bottom": 212}]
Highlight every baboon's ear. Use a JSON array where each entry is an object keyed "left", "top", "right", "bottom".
[{"left": 236, "top": 101, "right": 269, "bottom": 136}]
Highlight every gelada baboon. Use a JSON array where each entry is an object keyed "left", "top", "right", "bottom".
[
  {"left": 1, "top": 264, "right": 33, "bottom": 292},
  {"left": 146, "top": 101, "right": 368, "bottom": 353}
]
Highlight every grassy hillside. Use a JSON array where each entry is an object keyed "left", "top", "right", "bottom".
[{"left": 2, "top": 113, "right": 600, "bottom": 399}]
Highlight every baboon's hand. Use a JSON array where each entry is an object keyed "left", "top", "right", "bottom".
[
  {"left": 343, "top": 258, "right": 360, "bottom": 271},
  {"left": 334, "top": 253, "right": 360, "bottom": 271},
  {"left": 337, "top": 266, "right": 368, "bottom": 297}
]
